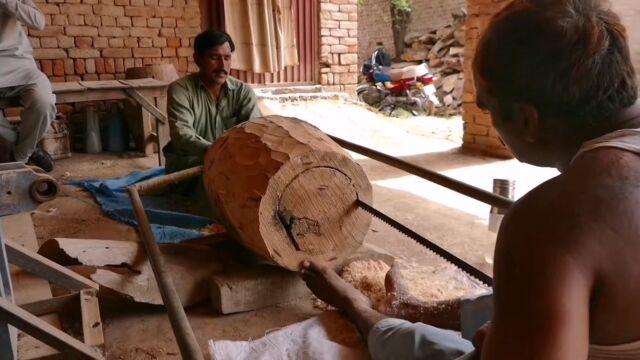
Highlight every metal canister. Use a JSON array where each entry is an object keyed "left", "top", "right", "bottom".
[{"left": 488, "top": 179, "right": 515, "bottom": 233}]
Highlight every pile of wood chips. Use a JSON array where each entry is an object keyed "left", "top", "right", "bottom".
[{"left": 401, "top": 9, "right": 467, "bottom": 116}]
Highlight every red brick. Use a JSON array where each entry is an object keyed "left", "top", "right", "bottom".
[
  {"left": 41, "top": 60, "right": 53, "bottom": 76},
  {"left": 69, "top": 49, "right": 100, "bottom": 58},
  {"left": 139, "top": 37, "right": 152, "bottom": 47},
  {"left": 160, "top": 28, "right": 175, "bottom": 37},
  {"left": 95, "top": 58, "right": 105, "bottom": 74},
  {"left": 94, "top": 5, "right": 125, "bottom": 16},
  {"left": 101, "top": 16, "right": 116, "bottom": 26},
  {"left": 40, "top": 37, "right": 58, "bottom": 48},
  {"left": 75, "top": 37, "right": 93, "bottom": 49},
  {"left": 153, "top": 37, "right": 166, "bottom": 47},
  {"left": 124, "top": 58, "right": 135, "bottom": 70},
  {"left": 99, "top": 74, "right": 116, "bottom": 80},
  {"left": 51, "top": 14, "right": 67, "bottom": 25},
  {"left": 105, "top": 59, "right": 115, "bottom": 73},
  {"left": 115, "top": 58, "right": 125, "bottom": 73},
  {"left": 177, "top": 47, "right": 191, "bottom": 57},
  {"left": 131, "top": 27, "right": 159, "bottom": 37},
  {"left": 132, "top": 16, "right": 146, "bottom": 26},
  {"left": 108, "top": 38, "right": 124, "bottom": 47},
  {"left": 33, "top": 48, "right": 67, "bottom": 59},
  {"left": 74, "top": 59, "right": 86, "bottom": 75},
  {"left": 84, "top": 14, "right": 101, "bottom": 26},
  {"left": 102, "top": 48, "right": 132, "bottom": 58},
  {"left": 29, "top": 26, "right": 63, "bottom": 37},
  {"left": 63, "top": 59, "right": 74, "bottom": 74},
  {"left": 124, "top": 37, "right": 138, "bottom": 47},
  {"left": 133, "top": 48, "right": 161, "bottom": 58},
  {"left": 39, "top": 4, "right": 60, "bottom": 14},
  {"left": 66, "top": 26, "right": 98, "bottom": 36},
  {"left": 116, "top": 16, "right": 132, "bottom": 27},
  {"left": 60, "top": 4, "right": 92, "bottom": 14},
  {"left": 85, "top": 58, "right": 96, "bottom": 74},
  {"left": 125, "top": 6, "right": 154, "bottom": 17},
  {"left": 68, "top": 14, "right": 84, "bottom": 25},
  {"left": 83, "top": 74, "right": 99, "bottom": 81},
  {"left": 99, "top": 27, "right": 130, "bottom": 37},
  {"left": 162, "top": 17, "right": 176, "bottom": 27},
  {"left": 175, "top": 26, "right": 199, "bottom": 37},
  {"left": 147, "top": 18, "right": 161, "bottom": 28},
  {"left": 93, "top": 37, "right": 108, "bottom": 48},
  {"left": 156, "top": 7, "right": 182, "bottom": 17},
  {"left": 166, "top": 37, "right": 180, "bottom": 48},
  {"left": 162, "top": 48, "right": 176, "bottom": 57},
  {"left": 115, "top": 0, "right": 129, "bottom": 4}
]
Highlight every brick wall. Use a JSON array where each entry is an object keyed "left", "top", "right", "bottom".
[
  {"left": 462, "top": 0, "right": 512, "bottom": 158},
  {"left": 30, "top": 0, "right": 201, "bottom": 82},
  {"left": 612, "top": 0, "right": 640, "bottom": 85},
  {"left": 357, "top": 0, "right": 394, "bottom": 66},
  {"left": 407, "top": 0, "right": 466, "bottom": 35},
  {"left": 320, "top": 0, "right": 359, "bottom": 91},
  {"left": 462, "top": 0, "right": 640, "bottom": 158}
]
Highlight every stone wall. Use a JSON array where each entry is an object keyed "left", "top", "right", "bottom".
[
  {"left": 320, "top": 0, "right": 359, "bottom": 91},
  {"left": 357, "top": 0, "right": 394, "bottom": 66},
  {"left": 407, "top": 0, "right": 466, "bottom": 35},
  {"left": 30, "top": 0, "right": 201, "bottom": 82}
]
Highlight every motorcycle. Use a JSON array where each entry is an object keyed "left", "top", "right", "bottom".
[{"left": 356, "top": 48, "right": 440, "bottom": 116}]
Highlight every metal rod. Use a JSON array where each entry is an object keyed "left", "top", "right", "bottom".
[
  {"left": 127, "top": 187, "right": 204, "bottom": 360},
  {"left": 330, "top": 136, "right": 514, "bottom": 210},
  {"left": 358, "top": 199, "right": 493, "bottom": 286},
  {"left": 135, "top": 166, "right": 203, "bottom": 196}
]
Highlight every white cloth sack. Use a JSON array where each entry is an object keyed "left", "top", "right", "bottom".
[{"left": 208, "top": 311, "right": 369, "bottom": 360}]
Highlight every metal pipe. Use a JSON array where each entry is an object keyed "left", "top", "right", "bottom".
[
  {"left": 135, "top": 166, "right": 203, "bottom": 196},
  {"left": 127, "top": 187, "right": 204, "bottom": 360},
  {"left": 329, "top": 136, "right": 514, "bottom": 210}
]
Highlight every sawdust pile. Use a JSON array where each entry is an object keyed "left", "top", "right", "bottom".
[
  {"left": 313, "top": 259, "right": 391, "bottom": 310},
  {"left": 394, "top": 260, "right": 489, "bottom": 302}
]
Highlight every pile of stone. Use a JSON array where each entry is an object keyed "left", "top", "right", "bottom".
[{"left": 401, "top": 10, "right": 466, "bottom": 116}]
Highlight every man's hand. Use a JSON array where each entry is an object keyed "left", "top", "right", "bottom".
[{"left": 472, "top": 321, "right": 491, "bottom": 353}]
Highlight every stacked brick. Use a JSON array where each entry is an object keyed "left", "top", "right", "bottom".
[
  {"left": 462, "top": 0, "right": 512, "bottom": 158},
  {"left": 320, "top": 0, "right": 359, "bottom": 91},
  {"left": 357, "top": 0, "right": 395, "bottom": 66},
  {"left": 407, "top": 0, "right": 467, "bottom": 35},
  {"left": 30, "top": 0, "right": 201, "bottom": 82}
]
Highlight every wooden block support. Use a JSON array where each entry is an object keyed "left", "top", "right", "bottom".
[
  {"left": 209, "top": 265, "right": 311, "bottom": 314},
  {"left": 79, "top": 289, "right": 104, "bottom": 349}
]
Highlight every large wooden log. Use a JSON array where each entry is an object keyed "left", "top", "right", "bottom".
[{"left": 204, "top": 116, "right": 372, "bottom": 270}]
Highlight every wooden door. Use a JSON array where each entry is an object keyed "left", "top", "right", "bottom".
[{"left": 199, "top": 0, "right": 319, "bottom": 85}]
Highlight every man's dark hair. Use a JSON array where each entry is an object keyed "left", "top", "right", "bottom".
[
  {"left": 194, "top": 30, "right": 235, "bottom": 55},
  {"left": 474, "top": 0, "right": 638, "bottom": 130}
]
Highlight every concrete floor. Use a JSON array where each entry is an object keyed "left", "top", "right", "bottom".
[{"left": 31, "top": 98, "right": 558, "bottom": 358}]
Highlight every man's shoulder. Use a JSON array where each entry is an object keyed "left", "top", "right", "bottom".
[
  {"left": 169, "top": 73, "right": 199, "bottom": 92},
  {"left": 227, "top": 76, "right": 256, "bottom": 95}
]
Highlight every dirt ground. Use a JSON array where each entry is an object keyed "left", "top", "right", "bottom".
[{"left": 31, "top": 98, "right": 558, "bottom": 359}]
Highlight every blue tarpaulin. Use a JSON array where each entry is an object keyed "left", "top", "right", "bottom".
[{"left": 71, "top": 168, "right": 214, "bottom": 244}]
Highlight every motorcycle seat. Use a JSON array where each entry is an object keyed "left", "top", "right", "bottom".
[{"left": 385, "top": 64, "right": 429, "bottom": 81}]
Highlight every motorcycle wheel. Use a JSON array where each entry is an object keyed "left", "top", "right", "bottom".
[{"left": 357, "top": 85, "right": 387, "bottom": 108}]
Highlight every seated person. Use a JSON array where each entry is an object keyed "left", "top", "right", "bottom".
[
  {"left": 163, "top": 30, "right": 262, "bottom": 174},
  {"left": 301, "top": 1, "right": 640, "bottom": 359},
  {"left": 0, "top": 0, "right": 56, "bottom": 172}
]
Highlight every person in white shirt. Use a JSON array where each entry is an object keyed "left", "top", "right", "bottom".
[{"left": 0, "top": 0, "right": 56, "bottom": 172}]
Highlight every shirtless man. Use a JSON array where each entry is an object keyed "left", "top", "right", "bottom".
[{"left": 301, "top": 1, "right": 640, "bottom": 359}]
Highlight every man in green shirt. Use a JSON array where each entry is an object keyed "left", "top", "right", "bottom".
[{"left": 163, "top": 30, "right": 262, "bottom": 173}]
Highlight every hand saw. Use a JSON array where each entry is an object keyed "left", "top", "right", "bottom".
[{"left": 357, "top": 199, "right": 494, "bottom": 287}]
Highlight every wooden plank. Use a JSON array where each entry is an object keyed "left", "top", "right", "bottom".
[
  {"left": 209, "top": 265, "right": 311, "bottom": 314},
  {"left": 0, "top": 298, "right": 103, "bottom": 359},
  {"left": 119, "top": 78, "right": 170, "bottom": 89},
  {"left": 79, "top": 80, "right": 130, "bottom": 90},
  {"left": 79, "top": 290, "right": 103, "bottom": 349},
  {"left": 155, "top": 96, "right": 169, "bottom": 167},
  {"left": 18, "top": 314, "right": 60, "bottom": 360},
  {"left": 51, "top": 82, "right": 87, "bottom": 94},
  {"left": 54, "top": 89, "right": 129, "bottom": 104},
  {"left": 124, "top": 88, "right": 167, "bottom": 124},
  {"left": 5, "top": 241, "right": 98, "bottom": 292},
  {"left": 20, "top": 294, "right": 78, "bottom": 317},
  {"left": 1, "top": 214, "right": 61, "bottom": 359}
]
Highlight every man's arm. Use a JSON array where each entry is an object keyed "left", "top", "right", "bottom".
[
  {"left": 0, "top": 0, "right": 45, "bottom": 30},
  {"left": 235, "top": 85, "right": 262, "bottom": 124},
  {"left": 167, "top": 82, "right": 212, "bottom": 157},
  {"left": 480, "top": 190, "right": 593, "bottom": 360}
]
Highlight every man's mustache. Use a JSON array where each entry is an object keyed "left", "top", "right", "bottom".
[{"left": 215, "top": 69, "right": 228, "bottom": 76}]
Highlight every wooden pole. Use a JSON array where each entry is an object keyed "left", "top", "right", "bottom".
[
  {"left": 135, "top": 166, "right": 203, "bottom": 195},
  {"left": 127, "top": 187, "right": 204, "bottom": 360},
  {"left": 329, "top": 136, "right": 514, "bottom": 210}
]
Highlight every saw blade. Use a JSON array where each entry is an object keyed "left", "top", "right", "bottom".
[{"left": 357, "top": 199, "right": 493, "bottom": 287}]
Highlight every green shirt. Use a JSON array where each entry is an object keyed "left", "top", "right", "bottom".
[{"left": 164, "top": 73, "right": 261, "bottom": 172}]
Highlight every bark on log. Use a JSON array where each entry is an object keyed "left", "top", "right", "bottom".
[{"left": 204, "top": 116, "right": 373, "bottom": 270}]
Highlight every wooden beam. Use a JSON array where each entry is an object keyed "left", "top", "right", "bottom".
[
  {"left": 0, "top": 298, "right": 103, "bottom": 359},
  {"left": 5, "top": 241, "right": 98, "bottom": 292},
  {"left": 124, "top": 88, "right": 167, "bottom": 124},
  {"left": 20, "top": 294, "right": 78, "bottom": 317},
  {"left": 79, "top": 290, "right": 103, "bottom": 349}
]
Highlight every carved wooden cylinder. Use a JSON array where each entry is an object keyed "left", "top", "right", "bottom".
[{"left": 204, "top": 116, "right": 372, "bottom": 270}]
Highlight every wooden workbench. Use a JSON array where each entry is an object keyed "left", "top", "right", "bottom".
[{"left": 0, "top": 79, "right": 170, "bottom": 166}]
